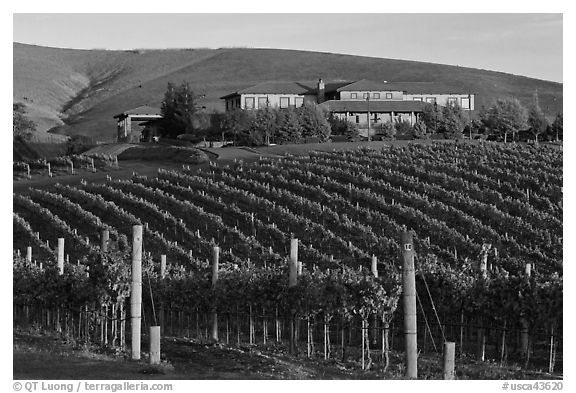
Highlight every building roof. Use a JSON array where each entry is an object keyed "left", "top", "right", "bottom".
[
  {"left": 220, "top": 80, "right": 352, "bottom": 99},
  {"left": 220, "top": 82, "right": 315, "bottom": 99},
  {"left": 336, "top": 80, "right": 473, "bottom": 95},
  {"left": 113, "top": 105, "right": 162, "bottom": 118},
  {"left": 220, "top": 79, "right": 475, "bottom": 100},
  {"left": 320, "top": 100, "right": 428, "bottom": 113},
  {"left": 379, "top": 82, "right": 473, "bottom": 95},
  {"left": 336, "top": 79, "right": 402, "bottom": 92}
]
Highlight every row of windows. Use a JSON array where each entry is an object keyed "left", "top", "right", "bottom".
[
  {"left": 350, "top": 113, "right": 411, "bottom": 124},
  {"left": 350, "top": 92, "right": 393, "bottom": 100},
  {"left": 226, "top": 99, "right": 242, "bottom": 110},
  {"left": 346, "top": 93, "right": 471, "bottom": 109},
  {"left": 411, "top": 96, "right": 471, "bottom": 109},
  {"left": 243, "top": 96, "right": 305, "bottom": 110},
  {"left": 229, "top": 95, "right": 471, "bottom": 110}
]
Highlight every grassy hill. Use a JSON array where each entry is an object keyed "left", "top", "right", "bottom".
[{"left": 14, "top": 42, "right": 563, "bottom": 142}]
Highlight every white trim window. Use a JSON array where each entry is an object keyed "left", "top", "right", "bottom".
[
  {"left": 351, "top": 93, "right": 358, "bottom": 99},
  {"left": 363, "top": 93, "right": 369, "bottom": 99},
  {"left": 373, "top": 93, "right": 380, "bottom": 99},
  {"left": 258, "top": 97, "right": 268, "bottom": 109},
  {"left": 426, "top": 97, "right": 436, "bottom": 103},
  {"left": 295, "top": 97, "right": 304, "bottom": 107},
  {"left": 385, "top": 93, "right": 393, "bottom": 99},
  {"left": 280, "top": 97, "right": 290, "bottom": 108},
  {"left": 448, "top": 97, "right": 458, "bottom": 106},
  {"left": 413, "top": 97, "right": 423, "bottom": 101},
  {"left": 461, "top": 97, "right": 471, "bottom": 109},
  {"left": 245, "top": 97, "right": 255, "bottom": 109}
]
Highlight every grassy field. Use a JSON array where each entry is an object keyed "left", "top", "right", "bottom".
[{"left": 14, "top": 43, "right": 563, "bottom": 142}]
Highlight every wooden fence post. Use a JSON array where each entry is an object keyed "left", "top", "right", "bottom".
[
  {"left": 160, "top": 255, "right": 167, "bottom": 279},
  {"left": 57, "top": 238, "right": 65, "bottom": 275},
  {"left": 371, "top": 255, "right": 378, "bottom": 278},
  {"left": 159, "top": 254, "right": 166, "bottom": 333},
  {"left": 149, "top": 326, "right": 161, "bottom": 365},
  {"left": 401, "top": 232, "right": 417, "bottom": 379},
  {"left": 520, "top": 263, "right": 531, "bottom": 364},
  {"left": 100, "top": 229, "right": 109, "bottom": 252},
  {"left": 211, "top": 246, "right": 219, "bottom": 342},
  {"left": 289, "top": 238, "right": 298, "bottom": 354},
  {"left": 131, "top": 225, "right": 143, "bottom": 360},
  {"left": 371, "top": 255, "right": 378, "bottom": 346},
  {"left": 443, "top": 342, "right": 456, "bottom": 379}
]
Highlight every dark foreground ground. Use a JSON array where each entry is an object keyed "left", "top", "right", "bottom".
[{"left": 13, "top": 331, "right": 560, "bottom": 380}]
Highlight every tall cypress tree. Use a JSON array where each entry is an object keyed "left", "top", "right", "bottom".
[
  {"left": 527, "top": 90, "right": 548, "bottom": 142},
  {"left": 160, "top": 82, "right": 200, "bottom": 138}
]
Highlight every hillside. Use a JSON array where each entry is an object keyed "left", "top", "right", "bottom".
[{"left": 14, "top": 42, "right": 563, "bottom": 142}]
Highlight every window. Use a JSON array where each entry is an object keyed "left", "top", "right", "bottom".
[
  {"left": 351, "top": 93, "right": 357, "bottom": 99},
  {"left": 236, "top": 98, "right": 241, "bottom": 108},
  {"left": 295, "top": 97, "right": 304, "bottom": 107},
  {"left": 385, "top": 93, "right": 393, "bottom": 99},
  {"left": 426, "top": 97, "right": 436, "bottom": 104},
  {"left": 258, "top": 97, "right": 268, "bottom": 109},
  {"left": 413, "top": 97, "right": 423, "bottom": 102},
  {"left": 226, "top": 101, "right": 229, "bottom": 111},
  {"left": 355, "top": 115, "right": 360, "bottom": 124},
  {"left": 245, "top": 97, "right": 255, "bottom": 110},
  {"left": 280, "top": 97, "right": 290, "bottom": 108},
  {"left": 448, "top": 97, "right": 458, "bottom": 106},
  {"left": 373, "top": 93, "right": 380, "bottom": 99},
  {"left": 461, "top": 97, "right": 470, "bottom": 109},
  {"left": 363, "top": 93, "right": 369, "bottom": 99}
]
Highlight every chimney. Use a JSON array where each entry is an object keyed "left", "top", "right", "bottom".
[{"left": 317, "top": 78, "right": 325, "bottom": 104}]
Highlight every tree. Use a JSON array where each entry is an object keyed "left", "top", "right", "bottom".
[
  {"left": 439, "top": 102, "right": 466, "bottom": 139},
  {"left": 13, "top": 102, "right": 36, "bottom": 139},
  {"left": 275, "top": 108, "right": 302, "bottom": 144},
  {"left": 527, "top": 91, "right": 548, "bottom": 143},
  {"left": 327, "top": 114, "right": 360, "bottom": 140},
  {"left": 412, "top": 121, "right": 427, "bottom": 139},
  {"left": 395, "top": 120, "right": 413, "bottom": 136},
  {"left": 296, "top": 104, "right": 331, "bottom": 142},
  {"left": 160, "top": 82, "right": 203, "bottom": 138},
  {"left": 344, "top": 121, "right": 361, "bottom": 141},
  {"left": 551, "top": 113, "right": 563, "bottom": 141},
  {"left": 220, "top": 108, "right": 255, "bottom": 145},
  {"left": 242, "top": 108, "right": 275, "bottom": 146},
  {"left": 258, "top": 107, "right": 278, "bottom": 145},
  {"left": 420, "top": 102, "right": 441, "bottom": 132},
  {"left": 480, "top": 98, "right": 528, "bottom": 143},
  {"left": 379, "top": 121, "right": 396, "bottom": 140}
]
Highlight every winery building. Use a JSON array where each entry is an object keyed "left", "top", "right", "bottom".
[
  {"left": 114, "top": 105, "right": 163, "bottom": 142},
  {"left": 220, "top": 79, "right": 475, "bottom": 132}
]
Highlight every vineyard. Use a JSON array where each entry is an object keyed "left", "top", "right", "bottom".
[
  {"left": 13, "top": 153, "right": 118, "bottom": 180},
  {"left": 13, "top": 142, "right": 563, "bottom": 378}
]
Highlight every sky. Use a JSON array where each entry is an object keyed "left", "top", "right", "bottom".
[{"left": 12, "top": 13, "right": 563, "bottom": 83}]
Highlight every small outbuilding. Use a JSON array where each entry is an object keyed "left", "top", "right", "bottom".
[{"left": 114, "top": 105, "right": 163, "bottom": 142}]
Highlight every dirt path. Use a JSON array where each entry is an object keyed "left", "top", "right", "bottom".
[
  {"left": 15, "top": 330, "right": 556, "bottom": 380},
  {"left": 13, "top": 332, "right": 377, "bottom": 380}
]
